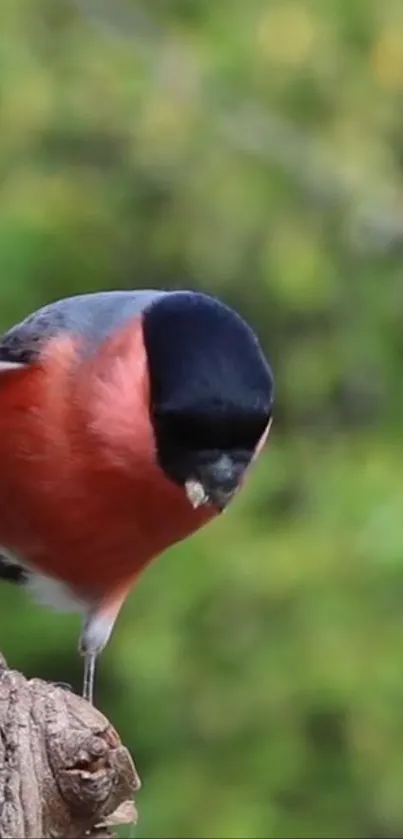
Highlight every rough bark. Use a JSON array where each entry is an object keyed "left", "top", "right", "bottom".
[{"left": 0, "top": 654, "right": 141, "bottom": 838}]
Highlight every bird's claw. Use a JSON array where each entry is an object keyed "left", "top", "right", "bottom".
[{"left": 51, "top": 680, "right": 74, "bottom": 692}]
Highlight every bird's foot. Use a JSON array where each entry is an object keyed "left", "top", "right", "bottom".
[{"left": 51, "top": 680, "right": 74, "bottom": 692}]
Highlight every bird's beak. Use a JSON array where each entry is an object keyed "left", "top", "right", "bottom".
[
  {"left": 185, "top": 454, "right": 246, "bottom": 513},
  {"left": 185, "top": 479, "right": 209, "bottom": 510}
]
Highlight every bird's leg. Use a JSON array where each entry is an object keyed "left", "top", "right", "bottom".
[
  {"left": 79, "top": 585, "right": 132, "bottom": 705},
  {"left": 79, "top": 610, "right": 114, "bottom": 705},
  {"left": 83, "top": 652, "right": 97, "bottom": 704}
]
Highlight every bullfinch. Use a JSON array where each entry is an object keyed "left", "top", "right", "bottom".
[{"left": 0, "top": 289, "right": 274, "bottom": 703}]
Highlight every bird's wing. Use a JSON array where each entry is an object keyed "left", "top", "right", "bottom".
[{"left": 0, "top": 289, "right": 165, "bottom": 367}]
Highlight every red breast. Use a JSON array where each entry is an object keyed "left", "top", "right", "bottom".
[{"left": 0, "top": 319, "right": 216, "bottom": 599}]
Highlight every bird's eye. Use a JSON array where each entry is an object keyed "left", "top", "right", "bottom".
[
  {"left": 165, "top": 415, "right": 213, "bottom": 449},
  {"left": 161, "top": 412, "right": 271, "bottom": 452}
]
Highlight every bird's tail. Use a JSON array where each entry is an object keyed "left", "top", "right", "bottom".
[{"left": 0, "top": 553, "right": 28, "bottom": 585}]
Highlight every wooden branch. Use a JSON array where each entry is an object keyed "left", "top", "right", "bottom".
[{"left": 0, "top": 653, "right": 141, "bottom": 838}]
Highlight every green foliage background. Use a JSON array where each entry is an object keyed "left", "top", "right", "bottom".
[{"left": 1, "top": 1, "right": 403, "bottom": 836}]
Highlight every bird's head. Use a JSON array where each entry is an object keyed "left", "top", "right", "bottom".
[{"left": 142, "top": 291, "right": 274, "bottom": 513}]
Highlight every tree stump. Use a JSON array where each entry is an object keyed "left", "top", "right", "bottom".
[{"left": 0, "top": 654, "right": 141, "bottom": 838}]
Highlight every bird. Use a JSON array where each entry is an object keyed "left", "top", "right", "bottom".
[{"left": 0, "top": 288, "right": 274, "bottom": 704}]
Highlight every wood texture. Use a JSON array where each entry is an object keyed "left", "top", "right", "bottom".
[{"left": 0, "top": 654, "right": 140, "bottom": 838}]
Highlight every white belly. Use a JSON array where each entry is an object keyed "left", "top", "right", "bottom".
[{"left": 0, "top": 546, "right": 85, "bottom": 614}]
